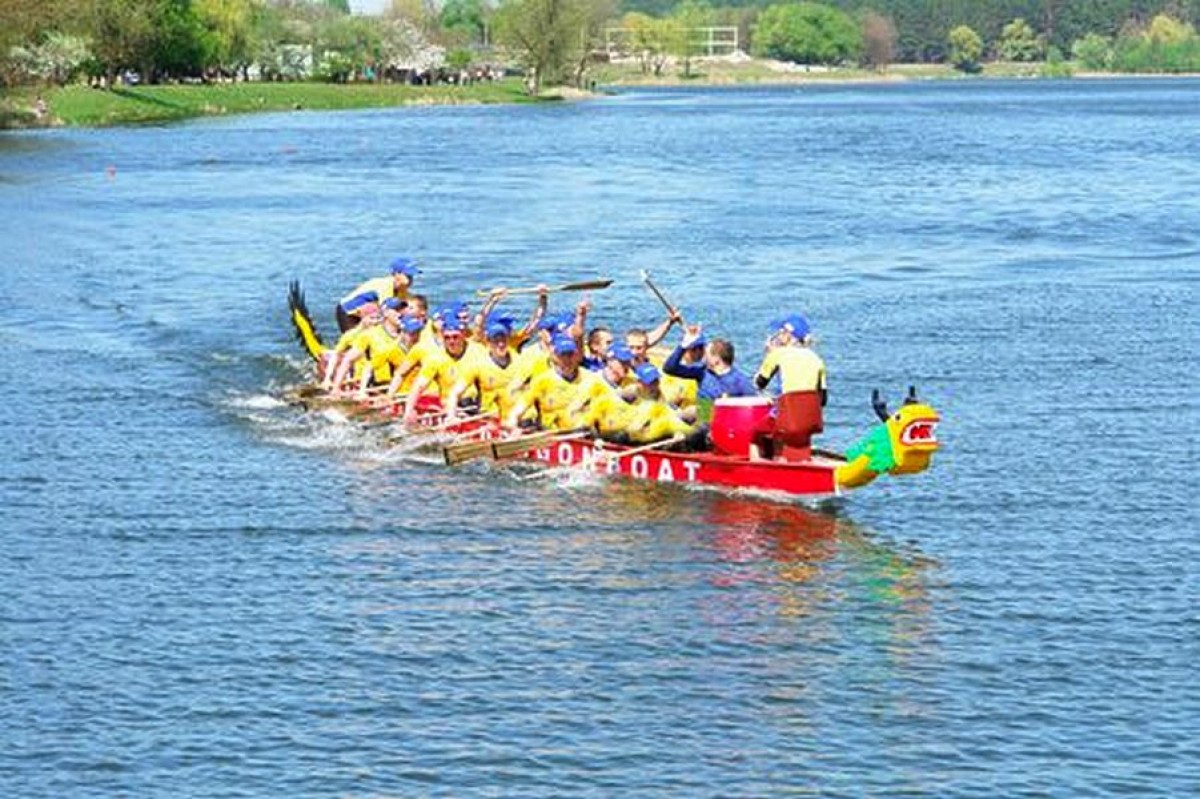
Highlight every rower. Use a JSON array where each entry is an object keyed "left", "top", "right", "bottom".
[
  {"left": 581, "top": 326, "right": 614, "bottom": 371},
  {"left": 322, "top": 300, "right": 382, "bottom": 393},
  {"left": 402, "top": 317, "right": 482, "bottom": 425},
  {"left": 580, "top": 345, "right": 639, "bottom": 441},
  {"left": 444, "top": 315, "right": 521, "bottom": 424},
  {"left": 357, "top": 312, "right": 425, "bottom": 398},
  {"left": 662, "top": 323, "right": 757, "bottom": 420},
  {"left": 505, "top": 335, "right": 597, "bottom": 432},
  {"left": 335, "top": 257, "right": 421, "bottom": 332},
  {"left": 385, "top": 300, "right": 469, "bottom": 401},
  {"left": 624, "top": 364, "right": 698, "bottom": 446}
]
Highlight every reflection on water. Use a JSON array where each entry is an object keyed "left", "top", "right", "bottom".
[{"left": 695, "top": 495, "right": 938, "bottom": 663}]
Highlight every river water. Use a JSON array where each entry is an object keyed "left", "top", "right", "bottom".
[{"left": 1, "top": 80, "right": 1196, "bottom": 796}]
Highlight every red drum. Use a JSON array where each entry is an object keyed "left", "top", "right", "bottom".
[{"left": 711, "top": 397, "right": 774, "bottom": 457}]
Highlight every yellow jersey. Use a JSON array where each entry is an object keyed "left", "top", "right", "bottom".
[
  {"left": 581, "top": 378, "right": 634, "bottom": 436},
  {"left": 625, "top": 397, "right": 693, "bottom": 444},
  {"left": 340, "top": 276, "right": 408, "bottom": 307},
  {"left": 418, "top": 343, "right": 484, "bottom": 401},
  {"left": 353, "top": 325, "right": 399, "bottom": 383},
  {"left": 661, "top": 373, "right": 697, "bottom": 410},
  {"left": 457, "top": 349, "right": 520, "bottom": 417},
  {"left": 522, "top": 368, "right": 597, "bottom": 431},
  {"left": 756, "top": 346, "right": 827, "bottom": 394},
  {"left": 509, "top": 345, "right": 552, "bottom": 393}
]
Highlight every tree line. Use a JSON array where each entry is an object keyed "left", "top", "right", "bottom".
[
  {"left": 0, "top": 0, "right": 496, "bottom": 87},
  {"left": 617, "top": 0, "right": 1199, "bottom": 62},
  {"left": 3, "top": 0, "right": 1200, "bottom": 93}
]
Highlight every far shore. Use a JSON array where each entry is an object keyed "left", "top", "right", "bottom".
[{"left": 3, "top": 61, "right": 1198, "bottom": 130}]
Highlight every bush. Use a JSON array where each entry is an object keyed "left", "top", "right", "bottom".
[
  {"left": 752, "top": 2, "right": 862, "bottom": 65},
  {"left": 997, "top": 18, "right": 1041, "bottom": 62},
  {"left": 947, "top": 25, "right": 982, "bottom": 73},
  {"left": 1040, "top": 46, "right": 1073, "bottom": 77},
  {"left": 1072, "top": 33, "right": 1111, "bottom": 70}
]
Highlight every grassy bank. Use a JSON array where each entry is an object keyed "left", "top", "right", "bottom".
[{"left": 1, "top": 79, "right": 546, "bottom": 129}]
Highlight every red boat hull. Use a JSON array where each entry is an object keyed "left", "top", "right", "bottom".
[{"left": 516, "top": 437, "right": 840, "bottom": 498}]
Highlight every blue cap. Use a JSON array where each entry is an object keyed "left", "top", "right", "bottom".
[
  {"left": 442, "top": 317, "right": 466, "bottom": 334},
  {"left": 486, "top": 313, "right": 515, "bottom": 328},
  {"left": 606, "top": 344, "right": 635, "bottom": 363},
  {"left": 382, "top": 297, "right": 407, "bottom": 311},
  {"left": 485, "top": 320, "right": 512, "bottom": 339},
  {"left": 771, "top": 314, "right": 809, "bottom": 338},
  {"left": 635, "top": 363, "right": 660, "bottom": 385},
  {"left": 342, "top": 291, "right": 380, "bottom": 312},
  {"left": 400, "top": 317, "right": 424, "bottom": 334},
  {"left": 435, "top": 301, "right": 468, "bottom": 322},
  {"left": 552, "top": 335, "right": 578, "bottom": 356},
  {"left": 390, "top": 257, "right": 421, "bottom": 277},
  {"left": 537, "top": 313, "right": 567, "bottom": 332}
]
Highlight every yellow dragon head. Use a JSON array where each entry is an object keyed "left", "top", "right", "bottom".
[{"left": 877, "top": 387, "right": 941, "bottom": 475}]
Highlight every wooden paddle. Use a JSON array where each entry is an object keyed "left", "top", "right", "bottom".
[
  {"left": 602, "top": 433, "right": 685, "bottom": 464},
  {"left": 426, "top": 411, "right": 497, "bottom": 434},
  {"left": 490, "top": 429, "right": 590, "bottom": 460},
  {"left": 443, "top": 438, "right": 496, "bottom": 466},
  {"left": 474, "top": 279, "right": 613, "bottom": 298},
  {"left": 640, "top": 270, "right": 683, "bottom": 322}
]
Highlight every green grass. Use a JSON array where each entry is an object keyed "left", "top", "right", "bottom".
[{"left": 1, "top": 79, "right": 542, "bottom": 128}]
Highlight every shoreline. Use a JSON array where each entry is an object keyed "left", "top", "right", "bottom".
[
  {"left": 4, "top": 67, "right": 1199, "bottom": 130},
  {"left": 0, "top": 79, "right": 560, "bottom": 130}
]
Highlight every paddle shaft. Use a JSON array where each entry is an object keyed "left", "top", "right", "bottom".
[
  {"left": 641, "top": 272, "right": 684, "bottom": 323},
  {"left": 602, "top": 434, "right": 685, "bottom": 463},
  {"left": 475, "top": 279, "right": 612, "bottom": 298}
]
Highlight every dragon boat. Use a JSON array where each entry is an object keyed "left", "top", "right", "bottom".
[{"left": 286, "top": 281, "right": 941, "bottom": 498}]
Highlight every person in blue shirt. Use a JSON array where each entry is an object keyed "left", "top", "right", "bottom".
[{"left": 663, "top": 323, "right": 758, "bottom": 407}]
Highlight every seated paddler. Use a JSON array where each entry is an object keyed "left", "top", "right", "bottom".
[
  {"left": 443, "top": 315, "right": 522, "bottom": 424},
  {"left": 401, "top": 315, "right": 482, "bottom": 425},
  {"left": 504, "top": 334, "right": 597, "bottom": 432},
  {"left": 662, "top": 323, "right": 757, "bottom": 421},
  {"left": 623, "top": 363, "right": 705, "bottom": 449}
]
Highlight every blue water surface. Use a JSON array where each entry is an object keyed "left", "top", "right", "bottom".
[{"left": 1, "top": 79, "right": 1197, "bottom": 797}]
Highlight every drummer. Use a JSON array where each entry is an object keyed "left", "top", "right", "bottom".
[{"left": 754, "top": 315, "right": 827, "bottom": 405}]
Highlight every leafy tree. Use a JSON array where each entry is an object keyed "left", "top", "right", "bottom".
[
  {"left": 1072, "top": 32, "right": 1111, "bottom": 69},
  {"left": 751, "top": 2, "right": 862, "bottom": 65},
  {"left": 862, "top": 10, "right": 897, "bottom": 70},
  {"left": 387, "top": 0, "right": 439, "bottom": 37},
  {"left": 322, "top": 0, "right": 350, "bottom": 14},
  {"left": 493, "top": 0, "right": 587, "bottom": 94},
  {"left": 622, "top": 11, "right": 668, "bottom": 74},
  {"left": 997, "top": 17, "right": 1041, "bottom": 61},
  {"left": 6, "top": 32, "right": 91, "bottom": 84},
  {"left": 440, "top": 0, "right": 488, "bottom": 44},
  {"left": 947, "top": 24, "right": 982, "bottom": 72},
  {"left": 1146, "top": 13, "right": 1194, "bottom": 45},
  {"left": 195, "top": 0, "right": 258, "bottom": 78},
  {"left": 570, "top": 0, "right": 617, "bottom": 87},
  {"left": 670, "top": 0, "right": 713, "bottom": 77}
]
